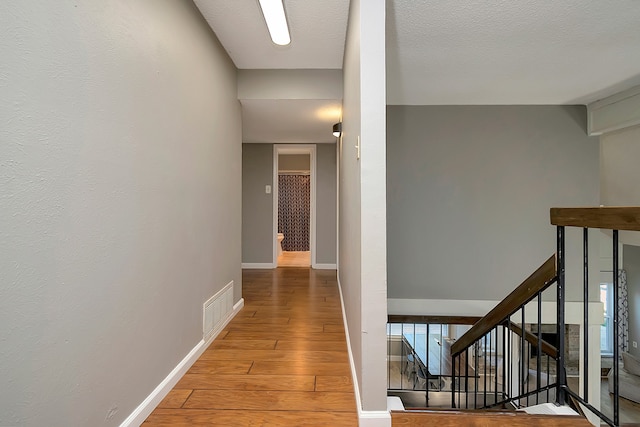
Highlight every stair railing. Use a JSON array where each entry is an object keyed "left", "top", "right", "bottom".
[
  {"left": 550, "top": 207, "right": 640, "bottom": 427},
  {"left": 450, "top": 255, "right": 558, "bottom": 411},
  {"left": 449, "top": 206, "right": 640, "bottom": 427}
]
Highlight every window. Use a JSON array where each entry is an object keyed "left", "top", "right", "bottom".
[{"left": 600, "top": 282, "right": 614, "bottom": 355}]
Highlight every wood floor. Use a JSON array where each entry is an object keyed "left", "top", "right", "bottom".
[
  {"left": 278, "top": 251, "right": 311, "bottom": 267},
  {"left": 143, "top": 268, "right": 358, "bottom": 426}
]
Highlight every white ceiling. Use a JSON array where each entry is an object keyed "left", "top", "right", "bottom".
[
  {"left": 242, "top": 99, "right": 341, "bottom": 143},
  {"left": 194, "top": 0, "right": 350, "bottom": 69},
  {"left": 195, "top": 1, "right": 640, "bottom": 143},
  {"left": 387, "top": 0, "right": 640, "bottom": 105}
]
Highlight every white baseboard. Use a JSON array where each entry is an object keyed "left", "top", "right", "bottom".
[
  {"left": 359, "top": 411, "right": 392, "bottom": 426},
  {"left": 313, "top": 263, "right": 337, "bottom": 270},
  {"left": 120, "top": 297, "right": 244, "bottom": 427},
  {"left": 336, "top": 277, "right": 391, "bottom": 427},
  {"left": 241, "top": 263, "right": 275, "bottom": 269}
]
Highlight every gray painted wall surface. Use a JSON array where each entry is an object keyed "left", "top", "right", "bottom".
[
  {"left": 340, "top": 0, "right": 364, "bottom": 407},
  {"left": 278, "top": 154, "right": 310, "bottom": 172},
  {"left": 625, "top": 245, "right": 640, "bottom": 358},
  {"left": 341, "top": 0, "right": 388, "bottom": 411},
  {"left": 242, "top": 144, "right": 275, "bottom": 264},
  {"left": 316, "top": 145, "right": 337, "bottom": 264},
  {"left": 601, "top": 124, "right": 640, "bottom": 247},
  {"left": 0, "top": 1, "right": 242, "bottom": 425},
  {"left": 241, "top": 144, "right": 337, "bottom": 264},
  {"left": 387, "top": 105, "right": 600, "bottom": 301}
]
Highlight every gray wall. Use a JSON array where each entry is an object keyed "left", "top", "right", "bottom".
[
  {"left": 387, "top": 105, "right": 600, "bottom": 301},
  {"left": 340, "top": 0, "right": 389, "bottom": 411},
  {"left": 242, "top": 144, "right": 275, "bottom": 264},
  {"left": 601, "top": 124, "right": 640, "bottom": 247},
  {"left": 241, "top": 144, "right": 337, "bottom": 265},
  {"left": 0, "top": 1, "right": 241, "bottom": 425},
  {"left": 316, "top": 145, "right": 338, "bottom": 264},
  {"left": 625, "top": 245, "right": 640, "bottom": 358}
]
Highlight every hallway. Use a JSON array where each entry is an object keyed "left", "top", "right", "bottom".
[{"left": 143, "top": 268, "right": 358, "bottom": 426}]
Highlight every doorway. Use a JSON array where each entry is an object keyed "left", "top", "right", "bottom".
[{"left": 273, "top": 145, "right": 316, "bottom": 268}]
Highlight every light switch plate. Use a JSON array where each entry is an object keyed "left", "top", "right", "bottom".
[
  {"left": 265, "top": 185, "right": 271, "bottom": 194},
  {"left": 633, "top": 341, "right": 637, "bottom": 348}
]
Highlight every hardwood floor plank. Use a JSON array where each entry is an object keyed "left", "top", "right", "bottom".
[
  {"left": 223, "top": 323, "right": 324, "bottom": 333},
  {"left": 275, "top": 340, "right": 349, "bottom": 351},
  {"left": 316, "top": 376, "right": 355, "bottom": 392},
  {"left": 144, "top": 268, "right": 357, "bottom": 424},
  {"left": 324, "top": 323, "right": 346, "bottom": 332},
  {"left": 183, "top": 390, "right": 356, "bottom": 412},
  {"left": 175, "top": 374, "right": 315, "bottom": 391},
  {"left": 207, "top": 339, "right": 277, "bottom": 350},
  {"left": 186, "top": 360, "right": 253, "bottom": 375},
  {"left": 143, "top": 409, "right": 358, "bottom": 426},
  {"left": 223, "top": 330, "right": 346, "bottom": 340},
  {"left": 156, "top": 390, "right": 192, "bottom": 409},
  {"left": 249, "top": 361, "right": 352, "bottom": 376},
  {"left": 199, "top": 349, "right": 349, "bottom": 363}
]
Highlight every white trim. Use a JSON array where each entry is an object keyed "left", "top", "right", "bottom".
[
  {"left": 388, "top": 298, "right": 604, "bottom": 325},
  {"left": 388, "top": 298, "right": 499, "bottom": 317},
  {"left": 241, "top": 263, "right": 276, "bottom": 269},
  {"left": 337, "top": 277, "right": 391, "bottom": 427},
  {"left": 312, "top": 263, "right": 337, "bottom": 270},
  {"left": 120, "top": 298, "right": 244, "bottom": 427},
  {"left": 273, "top": 144, "right": 317, "bottom": 268},
  {"left": 588, "top": 84, "right": 640, "bottom": 135}
]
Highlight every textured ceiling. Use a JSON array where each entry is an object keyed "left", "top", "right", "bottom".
[
  {"left": 241, "top": 99, "right": 342, "bottom": 143},
  {"left": 196, "top": 0, "right": 640, "bottom": 142},
  {"left": 387, "top": 0, "right": 640, "bottom": 105},
  {"left": 194, "top": 0, "right": 350, "bottom": 69}
]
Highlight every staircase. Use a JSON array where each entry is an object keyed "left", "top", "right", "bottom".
[{"left": 389, "top": 207, "right": 640, "bottom": 426}]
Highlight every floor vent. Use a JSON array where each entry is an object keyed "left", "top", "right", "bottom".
[{"left": 203, "top": 281, "right": 234, "bottom": 340}]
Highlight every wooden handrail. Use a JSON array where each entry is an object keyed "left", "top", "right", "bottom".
[
  {"left": 388, "top": 315, "right": 482, "bottom": 325},
  {"left": 551, "top": 206, "right": 640, "bottom": 231},
  {"left": 451, "top": 255, "right": 557, "bottom": 357},
  {"left": 504, "top": 321, "right": 558, "bottom": 359}
]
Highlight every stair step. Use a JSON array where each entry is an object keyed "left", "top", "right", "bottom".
[{"left": 391, "top": 409, "right": 592, "bottom": 426}]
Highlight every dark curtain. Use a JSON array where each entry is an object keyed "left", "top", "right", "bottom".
[{"left": 278, "top": 175, "right": 310, "bottom": 251}]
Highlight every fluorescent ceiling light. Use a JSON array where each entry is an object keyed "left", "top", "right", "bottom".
[{"left": 258, "top": 0, "right": 291, "bottom": 46}]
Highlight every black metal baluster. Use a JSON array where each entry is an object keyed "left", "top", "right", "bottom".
[
  {"left": 583, "top": 227, "right": 589, "bottom": 403},
  {"left": 507, "top": 319, "right": 512, "bottom": 404},
  {"left": 494, "top": 328, "right": 498, "bottom": 406},
  {"left": 465, "top": 347, "right": 469, "bottom": 409},
  {"left": 521, "top": 307, "right": 526, "bottom": 402},
  {"left": 502, "top": 324, "right": 506, "bottom": 405},
  {"left": 458, "top": 354, "right": 462, "bottom": 409},
  {"left": 425, "top": 323, "right": 429, "bottom": 407},
  {"left": 613, "top": 230, "right": 620, "bottom": 426},
  {"left": 557, "top": 225, "right": 566, "bottom": 405},
  {"left": 526, "top": 341, "right": 530, "bottom": 407},
  {"left": 484, "top": 334, "right": 488, "bottom": 408},
  {"left": 474, "top": 340, "right": 478, "bottom": 409},
  {"left": 537, "top": 291, "right": 542, "bottom": 405}
]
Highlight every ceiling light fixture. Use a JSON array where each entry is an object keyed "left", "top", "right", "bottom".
[
  {"left": 332, "top": 122, "right": 342, "bottom": 137},
  {"left": 258, "top": 0, "right": 291, "bottom": 46}
]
